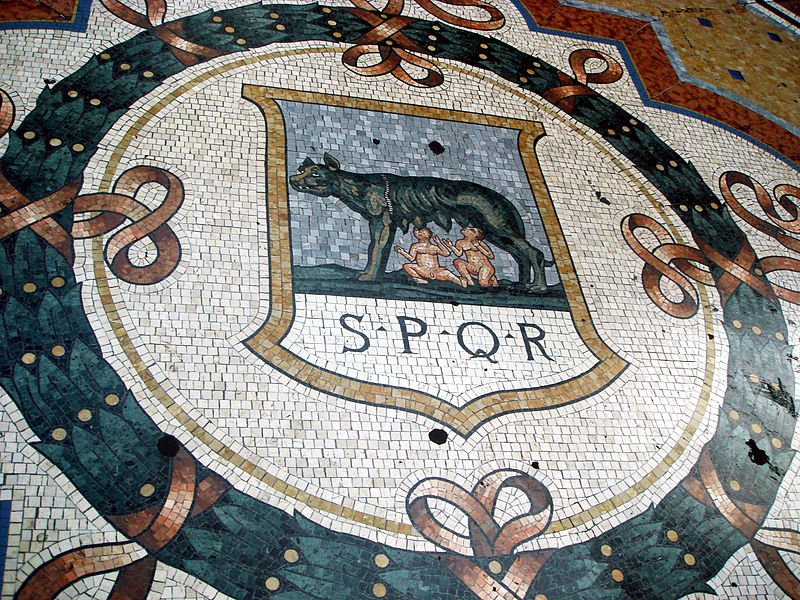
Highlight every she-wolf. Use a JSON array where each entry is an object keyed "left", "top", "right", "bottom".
[{"left": 289, "top": 153, "right": 552, "bottom": 291}]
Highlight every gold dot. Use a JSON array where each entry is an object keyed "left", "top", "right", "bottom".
[
  {"left": 266, "top": 577, "right": 281, "bottom": 591},
  {"left": 520, "top": 76, "right": 528, "bottom": 83},
  {"left": 374, "top": 553, "right": 389, "bottom": 568},
  {"left": 90, "top": 98, "right": 101, "bottom": 106},
  {"left": 776, "top": 332, "right": 785, "bottom": 341},
  {"left": 51, "top": 427, "right": 67, "bottom": 441},
  {"left": 275, "top": 23, "right": 285, "bottom": 30},
  {"left": 23, "top": 282, "right": 37, "bottom": 293},
  {"left": 224, "top": 26, "right": 234, "bottom": 32},
  {"left": 667, "top": 530, "right": 679, "bottom": 542},
  {"left": 71, "top": 143, "right": 84, "bottom": 152},
  {"left": 533, "top": 61, "right": 542, "bottom": 67},
  {"left": 488, "top": 560, "right": 502, "bottom": 574},
  {"left": 535, "top": 596, "right": 547, "bottom": 600},
  {"left": 670, "top": 160, "right": 678, "bottom": 167},
  {"left": 749, "top": 374, "right": 760, "bottom": 383},
  {"left": 21, "top": 353, "right": 35, "bottom": 364},
  {"left": 755, "top": 268, "right": 764, "bottom": 275},
  {"left": 77, "top": 409, "right": 92, "bottom": 422},
  {"left": 607, "top": 129, "right": 615, "bottom": 135},
  {"left": 100, "top": 52, "right": 111, "bottom": 59},
  {"left": 51, "top": 345, "right": 65, "bottom": 357},
  {"left": 611, "top": 569, "right": 624, "bottom": 582},
  {"left": 752, "top": 326, "right": 762, "bottom": 335},
  {"left": 679, "top": 205, "right": 689, "bottom": 212},
  {"left": 432, "top": 24, "right": 441, "bottom": 30},
  {"left": 630, "top": 118, "right": 638, "bottom": 125},
  {"left": 480, "top": 43, "right": 488, "bottom": 49},
  {"left": 212, "top": 15, "right": 222, "bottom": 22},
  {"left": 269, "top": 12, "right": 280, "bottom": 18},
  {"left": 695, "top": 205, "right": 703, "bottom": 212},
  {"left": 49, "top": 138, "right": 61, "bottom": 147},
  {"left": 730, "top": 409, "right": 740, "bottom": 420},
  {"left": 327, "top": 20, "right": 337, "bottom": 26},
  {"left": 684, "top": 553, "right": 696, "bottom": 566},
  {"left": 730, "top": 480, "right": 741, "bottom": 491},
  {"left": 385, "top": 39, "right": 393, "bottom": 46},
  {"left": 321, "top": 7, "right": 331, "bottom": 12},
  {"left": 332, "top": 32, "right": 342, "bottom": 37},
  {"left": 526, "top": 68, "right": 535, "bottom": 74},
  {"left": 373, "top": 583, "right": 387, "bottom": 598},
  {"left": 67, "top": 90, "right": 78, "bottom": 98},
  {"left": 428, "top": 34, "right": 437, "bottom": 40},
  {"left": 142, "top": 70, "right": 154, "bottom": 78},
  {"left": 600, "top": 544, "right": 612, "bottom": 556},
  {"left": 105, "top": 393, "right": 120, "bottom": 406},
  {"left": 478, "top": 53, "right": 488, "bottom": 60},
  {"left": 711, "top": 202, "right": 719, "bottom": 209},
  {"left": 23, "top": 131, "right": 35, "bottom": 140},
  {"left": 427, "top": 45, "right": 436, "bottom": 51},
  {"left": 752, "top": 423, "right": 763, "bottom": 434},
  {"left": 656, "top": 164, "right": 665, "bottom": 171},
  {"left": 732, "top": 320, "right": 742, "bottom": 328},
  {"left": 622, "top": 126, "right": 630, "bottom": 132},
  {"left": 284, "top": 549, "right": 299, "bottom": 563},
  {"left": 119, "top": 63, "right": 131, "bottom": 71},
  {"left": 773, "top": 437, "right": 783, "bottom": 448},
  {"left": 140, "top": 483, "right": 155, "bottom": 497},
  {"left": 236, "top": 38, "right": 246, "bottom": 44}
]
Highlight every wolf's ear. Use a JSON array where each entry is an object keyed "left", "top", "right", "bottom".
[
  {"left": 323, "top": 153, "right": 340, "bottom": 170},
  {"left": 300, "top": 157, "right": 315, "bottom": 171}
]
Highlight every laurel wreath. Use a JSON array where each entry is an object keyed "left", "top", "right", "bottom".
[{"left": 0, "top": 2, "right": 796, "bottom": 599}]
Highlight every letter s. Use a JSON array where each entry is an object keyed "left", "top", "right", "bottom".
[{"left": 339, "top": 314, "right": 370, "bottom": 353}]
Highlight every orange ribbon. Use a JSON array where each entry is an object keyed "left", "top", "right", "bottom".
[
  {"left": 16, "top": 449, "right": 229, "bottom": 600},
  {"left": 100, "top": 0, "right": 222, "bottom": 66},
  {"left": 344, "top": 0, "right": 504, "bottom": 87},
  {"left": 542, "top": 49, "right": 623, "bottom": 114},
  {"left": 0, "top": 91, "right": 184, "bottom": 286},
  {"left": 407, "top": 470, "right": 552, "bottom": 600}
]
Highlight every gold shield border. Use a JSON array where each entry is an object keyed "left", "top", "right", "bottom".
[{"left": 242, "top": 84, "right": 628, "bottom": 437}]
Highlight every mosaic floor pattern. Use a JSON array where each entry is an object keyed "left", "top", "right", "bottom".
[{"left": 1, "top": 0, "right": 800, "bottom": 598}]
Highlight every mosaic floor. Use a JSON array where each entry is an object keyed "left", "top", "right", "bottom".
[{"left": 1, "top": 0, "right": 800, "bottom": 598}]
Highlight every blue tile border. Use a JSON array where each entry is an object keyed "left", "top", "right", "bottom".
[{"left": 0, "top": 499, "right": 11, "bottom": 583}]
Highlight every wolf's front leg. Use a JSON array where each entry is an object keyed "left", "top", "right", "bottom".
[{"left": 359, "top": 215, "right": 395, "bottom": 281}]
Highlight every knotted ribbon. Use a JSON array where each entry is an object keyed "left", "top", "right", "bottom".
[
  {"left": 16, "top": 448, "right": 230, "bottom": 600},
  {"left": 407, "top": 470, "right": 553, "bottom": 599},
  {"left": 0, "top": 91, "right": 184, "bottom": 285},
  {"left": 542, "top": 49, "right": 623, "bottom": 114},
  {"left": 343, "top": 0, "right": 504, "bottom": 87}
]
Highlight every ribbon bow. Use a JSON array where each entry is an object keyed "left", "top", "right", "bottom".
[
  {"left": 542, "top": 49, "right": 623, "bottom": 114},
  {"left": 344, "top": 0, "right": 505, "bottom": 87},
  {"left": 408, "top": 470, "right": 553, "bottom": 600}
]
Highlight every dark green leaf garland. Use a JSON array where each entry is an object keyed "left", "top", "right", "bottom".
[{"left": 0, "top": 3, "right": 795, "bottom": 599}]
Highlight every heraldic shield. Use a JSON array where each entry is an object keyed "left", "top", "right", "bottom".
[{"left": 242, "top": 85, "right": 626, "bottom": 436}]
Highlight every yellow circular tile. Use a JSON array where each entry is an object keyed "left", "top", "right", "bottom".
[
  {"left": 100, "top": 52, "right": 111, "bottom": 59},
  {"left": 622, "top": 126, "right": 630, "bottom": 132},
  {"left": 669, "top": 160, "right": 678, "bottom": 167},
  {"left": 478, "top": 53, "right": 488, "bottom": 60},
  {"left": 776, "top": 332, "right": 785, "bottom": 341},
  {"left": 374, "top": 553, "right": 389, "bottom": 568},
  {"left": 269, "top": 12, "right": 280, "bottom": 18},
  {"left": 51, "top": 345, "right": 65, "bottom": 357},
  {"left": 373, "top": 583, "right": 387, "bottom": 598},
  {"left": 236, "top": 38, "right": 247, "bottom": 45},
  {"left": 730, "top": 409, "right": 740, "bottom": 420},
  {"left": 428, "top": 34, "right": 437, "bottom": 40},
  {"left": 772, "top": 437, "right": 783, "bottom": 449},
  {"left": 432, "top": 24, "right": 441, "bottom": 30},
  {"left": 120, "top": 63, "right": 131, "bottom": 70},
  {"left": 332, "top": 32, "right": 342, "bottom": 38},
  {"left": 142, "top": 71, "right": 154, "bottom": 78},
  {"left": 321, "top": 7, "right": 331, "bottom": 12},
  {"left": 600, "top": 544, "right": 612, "bottom": 556},
  {"left": 213, "top": 15, "right": 222, "bottom": 21},
  {"left": 667, "top": 530, "right": 679, "bottom": 542},
  {"left": 265, "top": 577, "right": 280, "bottom": 591},
  {"left": 629, "top": 118, "right": 638, "bottom": 125},
  {"left": 488, "top": 560, "right": 502, "bottom": 574},
  {"left": 23, "top": 131, "right": 35, "bottom": 140},
  {"left": 684, "top": 553, "right": 696, "bottom": 566},
  {"left": 225, "top": 26, "right": 235, "bottom": 33},
  {"left": 77, "top": 409, "right": 92, "bottom": 422},
  {"left": 427, "top": 45, "right": 436, "bottom": 52},
  {"left": 140, "top": 483, "right": 155, "bottom": 497},
  {"left": 90, "top": 98, "right": 101, "bottom": 106},
  {"left": 694, "top": 205, "right": 703, "bottom": 212},
  {"left": 23, "top": 282, "right": 37, "bottom": 293},
  {"left": 51, "top": 427, "right": 67, "bottom": 441},
  {"left": 749, "top": 374, "right": 760, "bottom": 383},
  {"left": 611, "top": 569, "right": 624, "bottom": 582},
  {"left": 729, "top": 480, "right": 741, "bottom": 491},
  {"left": 21, "top": 353, "right": 36, "bottom": 364},
  {"left": 533, "top": 61, "right": 541, "bottom": 67},
  {"left": 752, "top": 423, "right": 763, "bottom": 434},
  {"left": 72, "top": 143, "right": 84, "bottom": 152},
  {"left": 519, "top": 76, "right": 528, "bottom": 83},
  {"left": 276, "top": 23, "right": 286, "bottom": 30},
  {"left": 67, "top": 90, "right": 78, "bottom": 98},
  {"left": 679, "top": 205, "right": 689, "bottom": 212},
  {"left": 655, "top": 164, "right": 665, "bottom": 171},
  {"left": 284, "top": 549, "right": 299, "bottom": 563},
  {"left": 105, "top": 393, "right": 120, "bottom": 406},
  {"left": 711, "top": 202, "right": 719, "bottom": 209},
  {"left": 327, "top": 20, "right": 337, "bottom": 26},
  {"left": 607, "top": 129, "right": 615, "bottom": 135},
  {"left": 534, "top": 595, "right": 547, "bottom": 600},
  {"left": 732, "top": 320, "right": 742, "bottom": 328},
  {"left": 752, "top": 326, "right": 762, "bottom": 335}
]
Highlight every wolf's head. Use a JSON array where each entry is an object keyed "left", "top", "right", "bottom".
[{"left": 289, "top": 153, "right": 341, "bottom": 197}]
